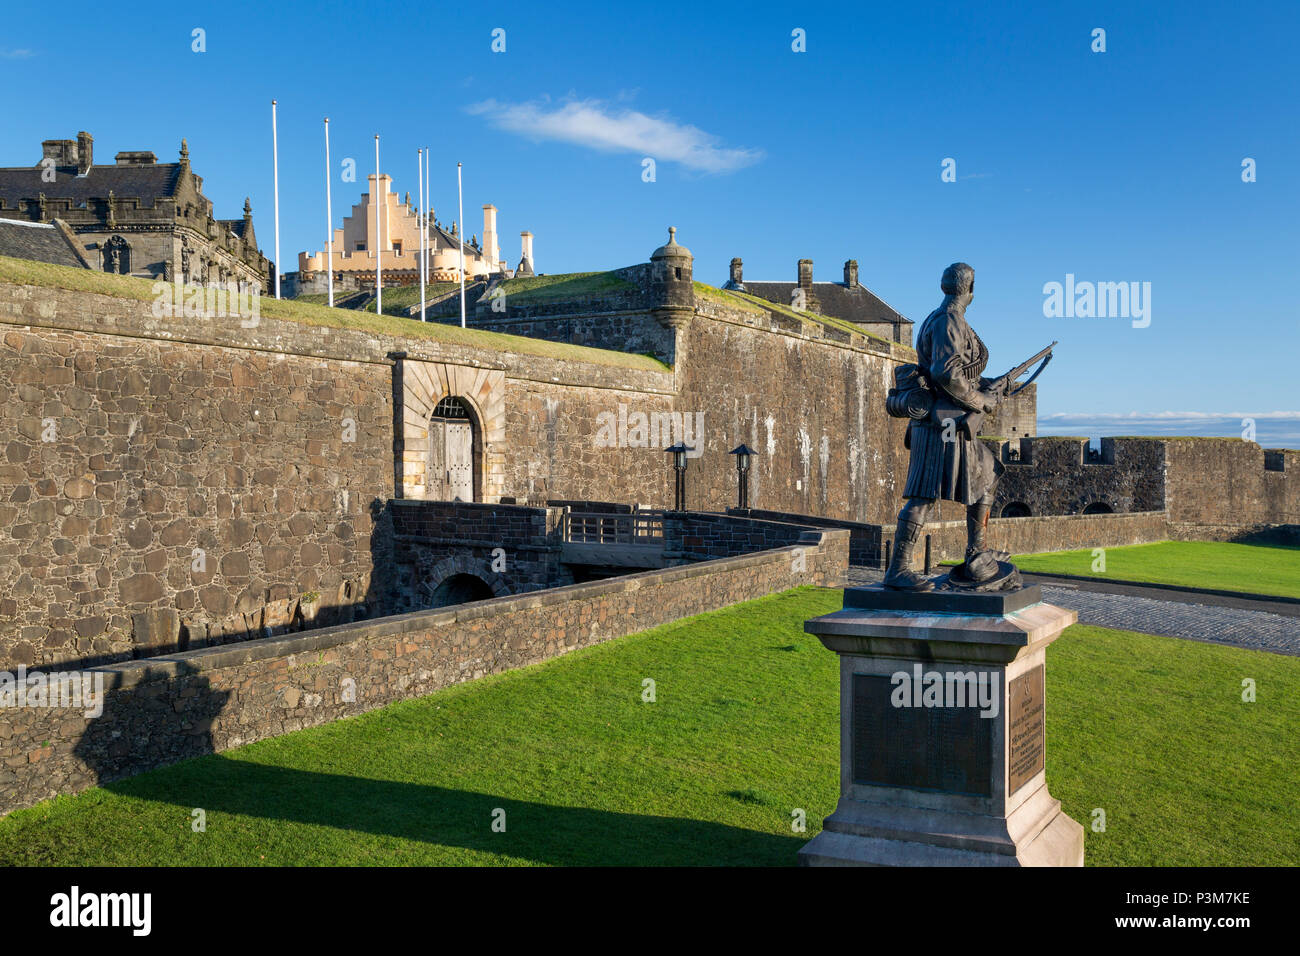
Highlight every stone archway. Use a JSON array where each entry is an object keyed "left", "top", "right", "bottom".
[
  {"left": 416, "top": 554, "right": 511, "bottom": 609},
  {"left": 395, "top": 358, "right": 505, "bottom": 501}
]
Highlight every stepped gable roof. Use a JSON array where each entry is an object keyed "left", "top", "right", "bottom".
[
  {"left": 0, "top": 218, "right": 90, "bottom": 268},
  {"left": 743, "top": 279, "right": 911, "bottom": 327},
  {"left": 0, "top": 162, "right": 182, "bottom": 208}
]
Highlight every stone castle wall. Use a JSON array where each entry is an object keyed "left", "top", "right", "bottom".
[
  {"left": 988, "top": 436, "right": 1297, "bottom": 535},
  {"left": 0, "top": 280, "right": 679, "bottom": 670},
  {"left": 0, "top": 317, "right": 393, "bottom": 669},
  {"left": 993, "top": 437, "right": 1166, "bottom": 517},
  {"left": 676, "top": 296, "right": 914, "bottom": 526}
]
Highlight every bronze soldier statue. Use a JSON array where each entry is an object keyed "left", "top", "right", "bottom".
[{"left": 883, "top": 263, "right": 1010, "bottom": 591}]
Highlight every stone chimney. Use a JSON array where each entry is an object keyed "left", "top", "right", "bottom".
[
  {"left": 722, "top": 257, "right": 746, "bottom": 292},
  {"left": 844, "top": 259, "right": 859, "bottom": 288},
  {"left": 798, "top": 258, "right": 813, "bottom": 289},
  {"left": 795, "top": 258, "right": 820, "bottom": 312},
  {"left": 76, "top": 132, "right": 93, "bottom": 175},
  {"left": 41, "top": 139, "right": 77, "bottom": 167},
  {"left": 482, "top": 205, "right": 499, "bottom": 271},
  {"left": 115, "top": 151, "right": 157, "bottom": 166},
  {"left": 516, "top": 230, "right": 534, "bottom": 275}
]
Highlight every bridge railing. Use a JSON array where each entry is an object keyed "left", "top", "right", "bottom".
[{"left": 562, "top": 510, "right": 665, "bottom": 545}]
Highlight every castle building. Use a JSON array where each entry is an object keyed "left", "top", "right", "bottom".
[
  {"left": 0, "top": 132, "right": 270, "bottom": 289},
  {"left": 724, "top": 256, "right": 913, "bottom": 345},
  {"left": 293, "top": 175, "right": 534, "bottom": 293}
]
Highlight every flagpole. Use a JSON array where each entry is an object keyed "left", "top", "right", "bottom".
[
  {"left": 418, "top": 148, "right": 426, "bottom": 322},
  {"left": 457, "top": 161, "right": 465, "bottom": 328},
  {"left": 324, "top": 117, "right": 334, "bottom": 308},
  {"left": 271, "top": 99, "right": 281, "bottom": 299},
  {"left": 374, "top": 135, "right": 382, "bottom": 316},
  {"left": 425, "top": 145, "right": 430, "bottom": 317}
]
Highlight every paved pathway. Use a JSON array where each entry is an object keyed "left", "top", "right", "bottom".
[{"left": 842, "top": 568, "right": 1300, "bottom": 657}]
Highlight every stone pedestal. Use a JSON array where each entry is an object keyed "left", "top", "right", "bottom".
[{"left": 798, "top": 584, "right": 1084, "bottom": 867}]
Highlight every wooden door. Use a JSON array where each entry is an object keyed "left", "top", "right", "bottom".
[{"left": 446, "top": 422, "right": 473, "bottom": 501}]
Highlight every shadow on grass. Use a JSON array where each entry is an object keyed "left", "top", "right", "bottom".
[{"left": 99, "top": 756, "right": 805, "bottom": 866}]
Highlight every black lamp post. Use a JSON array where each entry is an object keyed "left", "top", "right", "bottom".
[
  {"left": 665, "top": 442, "right": 692, "bottom": 510},
  {"left": 729, "top": 443, "right": 757, "bottom": 509}
]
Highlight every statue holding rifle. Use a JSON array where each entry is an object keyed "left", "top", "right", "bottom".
[{"left": 883, "top": 262, "right": 1055, "bottom": 591}]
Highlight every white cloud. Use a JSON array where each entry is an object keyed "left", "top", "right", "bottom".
[
  {"left": 0, "top": 49, "right": 35, "bottom": 59},
  {"left": 467, "top": 97, "right": 763, "bottom": 174}
]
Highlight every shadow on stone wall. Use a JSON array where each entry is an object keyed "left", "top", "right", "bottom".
[
  {"left": 72, "top": 665, "right": 231, "bottom": 794},
  {"left": 95, "top": 758, "right": 805, "bottom": 866}
]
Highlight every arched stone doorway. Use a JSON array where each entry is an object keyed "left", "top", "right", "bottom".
[
  {"left": 392, "top": 358, "right": 506, "bottom": 501},
  {"left": 414, "top": 555, "right": 510, "bottom": 609},
  {"left": 430, "top": 573, "right": 495, "bottom": 606},
  {"left": 427, "top": 396, "right": 480, "bottom": 502},
  {"left": 1082, "top": 501, "right": 1113, "bottom": 514},
  {"left": 1001, "top": 502, "right": 1032, "bottom": 518}
]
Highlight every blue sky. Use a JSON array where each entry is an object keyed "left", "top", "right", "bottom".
[{"left": 3, "top": 1, "right": 1297, "bottom": 443}]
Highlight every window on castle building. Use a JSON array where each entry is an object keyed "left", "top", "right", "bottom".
[
  {"left": 675, "top": 267, "right": 682, "bottom": 279},
  {"left": 356, "top": 242, "right": 365, "bottom": 251},
  {"left": 392, "top": 242, "right": 402, "bottom": 255}
]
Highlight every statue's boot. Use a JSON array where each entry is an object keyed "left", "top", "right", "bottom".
[
  {"left": 960, "top": 548, "right": 1001, "bottom": 583},
  {"left": 883, "top": 518, "right": 934, "bottom": 591},
  {"left": 959, "top": 500, "right": 1005, "bottom": 582}
]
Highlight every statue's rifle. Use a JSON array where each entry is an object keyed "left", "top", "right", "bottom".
[{"left": 931, "top": 341, "right": 1058, "bottom": 440}]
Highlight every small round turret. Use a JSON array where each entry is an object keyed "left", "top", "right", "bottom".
[{"left": 650, "top": 226, "right": 694, "bottom": 330}]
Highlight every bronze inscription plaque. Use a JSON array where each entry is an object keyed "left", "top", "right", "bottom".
[
  {"left": 851, "top": 674, "right": 992, "bottom": 797},
  {"left": 1007, "top": 665, "right": 1045, "bottom": 795}
]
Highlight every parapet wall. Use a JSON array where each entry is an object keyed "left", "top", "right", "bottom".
[
  {"left": 915, "top": 511, "right": 1171, "bottom": 566},
  {"left": 0, "top": 529, "right": 848, "bottom": 817},
  {"left": 990, "top": 437, "right": 1297, "bottom": 536},
  {"left": 733, "top": 506, "right": 1170, "bottom": 567}
]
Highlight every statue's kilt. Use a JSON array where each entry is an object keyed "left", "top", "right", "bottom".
[{"left": 903, "top": 420, "right": 1001, "bottom": 505}]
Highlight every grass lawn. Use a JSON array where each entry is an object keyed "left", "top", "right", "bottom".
[
  {"left": 1014, "top": 540, "right": 1300, "bottom": 599},
  {"left": 0, "top": 587, "right": 1295, "bottom": 866}
]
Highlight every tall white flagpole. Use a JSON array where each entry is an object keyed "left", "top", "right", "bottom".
[
  {"left": 418, "top": 148, "right": 426, "bottom": 322},
  {"left": 374, "top": 135, "right": 382, "bottom": 316},
  {"left": 457, "top": 161, "right": 465, "bottom": 328},
  {"left": 272, "top": 99, "right": 281, "bottom": 299},
  {"left": 425, "top": 145, "right": 431, "bottom": 316},
  {"left": 324, "top": 117, "right": 334, "bottom": 308}
]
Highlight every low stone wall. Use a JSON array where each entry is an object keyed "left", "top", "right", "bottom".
[
  {"left": 0, "top": 528, "right": 848, "bottom": 816},
  {"left": 909, "top": 510, "right": 1171, "bottom": 565},
  {"left": 664, "top": 511, "right": 820, "bottom": 562},
  {"left": 1168, "top": 522, "right": 1300, "bottom": 545},
  {"left": 727, "top": 508, "right": 884, "bottom": 566}
]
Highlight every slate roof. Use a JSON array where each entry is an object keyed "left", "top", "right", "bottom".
[
  {"left": 0, "top": 218, "right": 90, "bottom": 268},
  {"left": 0, "top": 163, "right": 182, "bottom": 208},
  {"left": 429, "top": 222, "right": 481, "bottom": 259},
  {"left": 742, "top": 280, "right": 912, "bottom": 328},
  {"left": 220, "top": 218, "right": 250, "bottom": 239}
]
